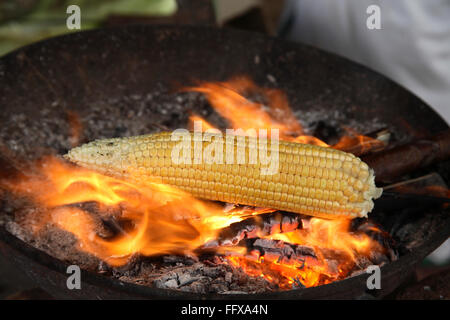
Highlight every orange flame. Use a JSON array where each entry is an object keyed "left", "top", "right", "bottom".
[
  {"left": 6, "top": 157, "right": 253, "bottom": 266},
  {"left": 185, "top": 77, "right": 305, "bottom": 139},
  {"left": 222, "top": 218, "right": 382, "bottom": 288},
  {"left": 185, "top": 76, "right": 384, "bottom": 153}
]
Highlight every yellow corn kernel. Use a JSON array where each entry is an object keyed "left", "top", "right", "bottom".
[{"left": 65, "top": 131, "right": 382, "bottom": 219}]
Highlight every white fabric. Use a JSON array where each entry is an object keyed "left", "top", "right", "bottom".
[{"left": 281, "top": 0, "right": 450, "bottom": 124}]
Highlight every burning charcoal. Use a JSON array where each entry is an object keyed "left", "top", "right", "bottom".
[
  {"left": 111, "top": 254, "right": 142, "bottom": 277},
  {"left": 225, "top": 272, "right": 233, "bottom": 283},
  {"left": 210, "top": 283, "right": 228, "bottom": 293},
  {"left": 184, "top": 280, "right": 208, "bottom": 294},
  {"left": 164, "top": 279, "right": 179, "bottom": 289},
  {"left": 204, "top": 212, "right": 307, "bottom": 248},
  {"left": 354, "top": 219, "right": 399, "bottom": 261},
  {"left": 251, "top": 238, "right": 296, "bottom": 259},
  {"left": 349, "top": 269, "right": 368, "bottom": 278},
  {"left": 4, "top": 210, "right": 45, "bottom": 243},
  {"left": 153, "top": 271, "right": 178, "bottom": 289},
  {"left": 246, "top": 238, "right": 317, "bottom": 260},
  {"left": 162, "top": 255, "right": 197, "bottom": 266},
  {"left": 295, "top": 245, "right": 316, "bottom": 257},
  {"left": 236, "top": 270, "right": 251, "bottom": 286},
  {"left": 292, "top": 277, "right": 306, "bottom": 289},
  {"left": 201, "top": 258, "right": 219, "bottom": 267},
  {"left": 154, "top": 278, "right": 175, "bottom": 289},
  {"left": 138, "top": 261, "right": 158, "bottom": 277},
  {"left": 211, "top": 255, "right": 223, "bottom": 265},
  {"left": 98, "top": 261, "right": 112, "bottom": 274},
  {"left": 367, "top": 251, "right": 390, "bottom": 266},
  {"left": 178, "top": 273, "right": 199, "bottom": 287},
  {"left": 65, "top": 201, "right": 122, "bottom": 221},
  {"left": 354, "top": 256, "right": 373, "bottom": 270},
  {"left": 202, "top": 267, "right": 224, "bottom": 278},
  {"left": 324, "top": 259, "right": 340, "bottom": 275}
]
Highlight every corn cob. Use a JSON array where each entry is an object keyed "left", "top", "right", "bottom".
[{"left": 64, "top": 132, "right": 382, "bottom": 219}]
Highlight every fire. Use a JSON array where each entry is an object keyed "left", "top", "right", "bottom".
[
  {"left": 2, "top": 76, "right": 388, "bottom": 289},
  {"left": 273, "top": 219, "right": 375, "bottom": 261},
  {"left": 188, "top": 115, "right": 218, "bottom": 132},
  {"left": 185, "top": 77, "right": 305, "bottom": 139},
  {"left": 223, "top": 218, "right": 382, "bottom": 288},
  {"left": 5, "top": 157, "right": 254, "bottom": 266},
  {"left": 181, "top": 76, "right": 387, "bottom": 288},
  {"left": 185, "top": 76, "right": 383, "bottom": 153}
]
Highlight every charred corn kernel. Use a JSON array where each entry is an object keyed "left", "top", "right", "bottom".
[{"left": 65, "top": 131, "right": 382, "bottom": 219}]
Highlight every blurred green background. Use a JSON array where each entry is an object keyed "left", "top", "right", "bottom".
[{"left": 0, "top": 0, "right": 177, "bottom": 56}]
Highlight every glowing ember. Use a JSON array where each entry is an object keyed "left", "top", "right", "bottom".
[{"left": 222, "top": 218, "right": 384, "bottom": 288}]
